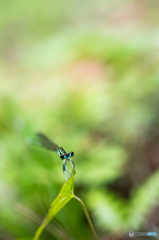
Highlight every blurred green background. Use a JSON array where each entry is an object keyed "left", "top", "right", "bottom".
[{"left": 0, "top": 0, "right": 159, "bottom": 239}]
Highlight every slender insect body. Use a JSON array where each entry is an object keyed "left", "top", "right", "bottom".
[
  {"left": 36, "top": 133, "right": 75, "bottom": 180},
  {"left": 57, "top": 148, "right": 74, "bottom": 160}
]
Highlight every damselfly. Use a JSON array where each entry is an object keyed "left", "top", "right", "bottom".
[{"left": 35, "top": 133, "right": 75, "bottom": 180}]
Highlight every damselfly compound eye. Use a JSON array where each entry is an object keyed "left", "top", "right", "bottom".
[{"left": 70, "top": 151, "right": 74, "bottom": 157}]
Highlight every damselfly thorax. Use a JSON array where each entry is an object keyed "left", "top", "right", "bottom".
[{"left": 57, "top": 147, "right": 74, "bottom": 160}]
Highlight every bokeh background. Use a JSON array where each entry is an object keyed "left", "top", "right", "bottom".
[{"left": 0, "top": 0, "right": 159, "bottom": 239}]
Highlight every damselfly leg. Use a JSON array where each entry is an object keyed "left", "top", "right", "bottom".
[
  {"left": 69, "top": 158, "right": 75, "bottom": 170},
  {"left": 63, "top": 160, "right": 72, "bottom": 181}
]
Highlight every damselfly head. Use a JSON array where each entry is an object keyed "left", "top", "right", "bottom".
[{"left": 70, "top": 151, "right": 74, "bottom": 157}]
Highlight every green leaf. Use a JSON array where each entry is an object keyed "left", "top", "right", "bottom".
[{"left": 33, "top": 171, "right": 75, "bottom": 240}]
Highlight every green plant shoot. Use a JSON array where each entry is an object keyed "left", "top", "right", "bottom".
[{"left": 33, "top": 169, "right": 99, "bottom": 240}]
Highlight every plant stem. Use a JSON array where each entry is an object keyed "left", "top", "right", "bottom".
[{"left": 73, "top": 195, "right": 99, "bottom": 240}]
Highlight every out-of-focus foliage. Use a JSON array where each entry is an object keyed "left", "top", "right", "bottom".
[{"left": 0, "top": 0, "right": 159, "bottom": 239}]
